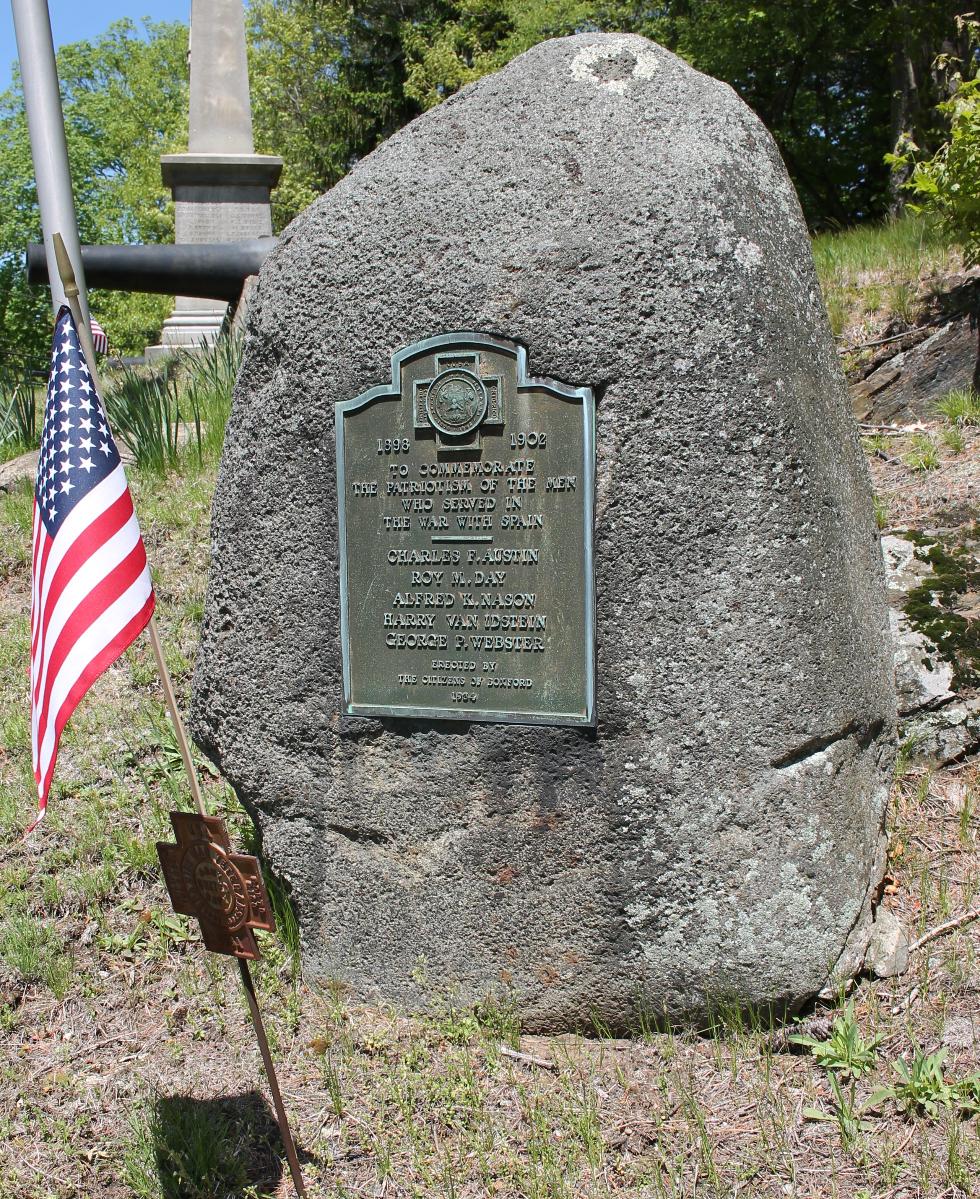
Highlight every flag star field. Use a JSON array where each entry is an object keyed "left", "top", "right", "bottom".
[{"left": 36, "top": 310, "right": 120, "bottom": 534}]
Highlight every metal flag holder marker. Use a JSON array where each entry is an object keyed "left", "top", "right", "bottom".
[{"left": 52, "top": 233, "right": 308, "bottom": 1198}]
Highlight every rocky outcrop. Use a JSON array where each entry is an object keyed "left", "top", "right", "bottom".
[
  {"left": 0, "top": 450, "right": 38, "bottom": 494},
  {"left": 849, "top": 274, "right": 978, "bottom": 425},
  {"left": 882, "top": 532, "right": 979, "bottom": 765}
]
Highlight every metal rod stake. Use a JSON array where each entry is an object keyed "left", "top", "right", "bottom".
[
  {"left": 237, "top": 958, "right": 308, "bottom": 1196},
  {"left": 146, "top": 615, "right": 207, "bottom": 817}
]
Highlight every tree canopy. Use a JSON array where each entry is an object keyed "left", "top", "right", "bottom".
[
  {"left": 248, "top": 0, "right": 968, "bottom": 230},
  {"left": 0, "top": 18, "right": 187, "bottom": 364},
  {"left": 0, "top": 1, "right": 972, "bottom": 364}
]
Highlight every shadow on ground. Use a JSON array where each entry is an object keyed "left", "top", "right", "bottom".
[{"left": 148, "top": 1089, "right": 284, "bottom": 1198}]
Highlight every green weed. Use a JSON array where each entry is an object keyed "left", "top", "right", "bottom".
[
  {"left": 122, "top": 1095, "right": 251, "bottom": 1198},
  {"left": 322, "top": 1051, "right": 345, "bottom": 1117},
  {"left": 895, "top": 726, "right": 925, "bottom": 779},
  {"left": 100, "top": 905, "right": 193, "bottom": 962},
  {"left": 888, "top": 279, "right": 920, "bottom": 326},
  {"left": 0, "top": 371, "right": 39, "bottom": 457},
  {"left": 871, "top": 1048, "right": 957, "bottom": 1117},
  {"left": 102, "top": 365, "right": 188, "bottom": 475},
  {"left": 0, "top": 479, "right": 34, "bottom": 581},
  {"left": 941, "top": 425, "right": 967, "bottom": 454},
  {"left": 958, "top": 789, "right": 975, "bottom": 845},
  {"left": 101, "top": 334, "right": 240, "bottom": 475},
  {"left": 873, "top": 495, "right": 890, "bottom": 530},
  {"left": 804, "top": 1073, "right": 875, "bottom": 1150},
  {"left": 791, "top": 1000, "right": 881, "bottom": 1079},
  {"left": 812, "top": 213, "right": 946, "bottom": 336}
]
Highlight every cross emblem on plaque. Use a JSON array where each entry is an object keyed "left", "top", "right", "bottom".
[
  {"left": 157, "top": 812, "right": 275, "bottom": 960},
  {"left": 413, "top": 350, "right": 503, "bottom": 451}
]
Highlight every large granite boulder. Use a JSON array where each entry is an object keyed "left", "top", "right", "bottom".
[{"left": 191, "top": 32, "right": 896, "bottom": 1029}]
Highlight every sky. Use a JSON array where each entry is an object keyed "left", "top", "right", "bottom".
[{"left": 0, "top": 1, "right": 189, "bottom": 93}]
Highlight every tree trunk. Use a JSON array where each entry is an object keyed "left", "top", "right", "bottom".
[{"left": 888, "top": 0, "right": 919, "bottom": 215}]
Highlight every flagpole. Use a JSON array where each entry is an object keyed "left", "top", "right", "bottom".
[
  {"left": 11, "top": 0, "right": 90, "bottom": 325},
  {"left": 52, "top": 232, "right": 307, "bottom": 1197}
]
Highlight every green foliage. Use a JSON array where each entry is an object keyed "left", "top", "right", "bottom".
[
  {"left": 899, "top": 16, "right": 980, "bottom": 263},
  {"left": 873, "top": 495, "right": 890, "bottom": 530},
  {"left": 102, "top": 366, "right": 187, "bottom": 474},
  {"left": 0, "top": 370, "right": 38, "bottom": 457},
  {"left": 175, "top": 334, "right": 240, "bottom": 461},
  {"left": 812, "top": 212, "right": 948, "bottom": 337},
  {"left": 868, "top": 1048, "right": 958, "bottom": 1118},
  {"left": 0, "top": 19, "right": 187, "bottom": 366},
  {"left": 791, "top": 1001, "right": 882, "bottom": 1079},
  {"left": 803, "top": 1073, "right": 875, "bottom": 1149},
  {"left": 0, "top": 1, "right": 969, "bottom": 374},
  {"left": 903, "top": 433, "right": 940, "bottom": 472},
  {"left": 101, "top": 333, "right": 240, "bottom": 474},
  {"left": 246, "top": 1, "right": 964, "bottom": 233},
  {"left": 123, "top": 1096, "right": 250, "bottom": 1198},
  {"left": 941, "top": 425, "right": 966, "bottom": 454}
]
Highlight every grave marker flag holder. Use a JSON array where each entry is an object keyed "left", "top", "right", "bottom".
[{"left": 53, "top": 233, "right": 308, "bottom": 1198}]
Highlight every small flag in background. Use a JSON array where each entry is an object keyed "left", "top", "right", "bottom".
[
  {"left": 89, "top": 317, "right": 108, "bottom": 356},
  {"left": 29, "top": 306, "right": 154, "bottom": 830}
]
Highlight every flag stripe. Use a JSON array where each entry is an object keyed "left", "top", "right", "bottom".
[
  {"left": 34, "top": 556, "right": 151, "bottom": 781},
  {"left": 32, "top": 526, "right": 147, "bottom": 735},
  {"left": 29, "top": 505, "right": 45, "bottom": 651},
  {"left": 31, "top": 488, "right": 136, "bottom": 703},
  {"left": 90, "top": 319, "right": 108, "bottom": 355},
  {"left": 31, "top": 468, "right": 128, "bottom": 661},
  {"left": 36, "top": 587, "right": 155, "bottom": 803}
]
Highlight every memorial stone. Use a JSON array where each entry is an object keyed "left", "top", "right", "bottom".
[{"left": 192, "top": 33, "right": 897, "bottom": 1029}]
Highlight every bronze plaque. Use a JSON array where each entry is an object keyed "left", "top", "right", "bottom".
[{"left": 336, "top": 333, "right": 595, "bottom": 726}]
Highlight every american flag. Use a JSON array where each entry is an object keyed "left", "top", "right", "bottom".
[
  {"left": 29, "top": 306, "right": 154, "bottom": 828},
  {"left": 90, "top": 317, "right": 108, "bottom": 355}
]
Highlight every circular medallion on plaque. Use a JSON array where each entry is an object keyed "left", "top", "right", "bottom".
[
  {"left": 182, "top": 843, "right": 249, "bottom": 930},
  {"left": 425, "top": 368, "right": 488, "bottom": 437}
]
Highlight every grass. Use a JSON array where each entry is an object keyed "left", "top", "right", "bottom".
[
  {"left": 0, "top": 370, "right": 39, "bottom": 464},
  {"left": 102, "top": 336, "right": 241, "bottom": 474},
  {"left": 122, "top": 1095, "right": 253, "bottom": 1198},
  {"left": 936, "top": 387, "right": 980, "bottom": 428},
  {"left": 0, "top": 914, "right": 73, "bottom": 998},
  {"left": 812, "top": 212, "right": 950, "bottom": 338},
  {"left": 904, "top": 432, "right": 941, "bottom": 472},
  {"left": 790, "top": 1001, "right": 881, "bottom": 1079}
]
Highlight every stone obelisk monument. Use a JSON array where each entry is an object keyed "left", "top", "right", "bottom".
[{"left": 152, "top": 0, "right": 281, "bottom": 353}]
